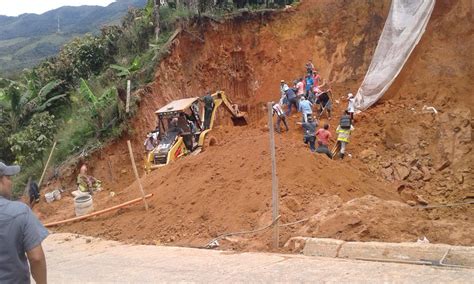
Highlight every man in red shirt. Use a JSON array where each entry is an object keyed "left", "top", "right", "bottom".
[{"left": 315, "top": 123, "right": 333, "bottom": 158}]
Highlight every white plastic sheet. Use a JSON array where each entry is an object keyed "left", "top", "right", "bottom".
[{"left": 355, "top": 0, "right": 436, "bottom": 111}]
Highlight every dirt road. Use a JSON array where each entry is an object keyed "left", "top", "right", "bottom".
[{"left": 43, "top": 233, "right": 473, "bottom": 283}]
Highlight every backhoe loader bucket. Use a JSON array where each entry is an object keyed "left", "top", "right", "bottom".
[{"left": 231, "top": 113, "right": 248, "bottom": 126}]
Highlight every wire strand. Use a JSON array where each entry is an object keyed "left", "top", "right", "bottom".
[
  {"left": 204, "top": 215, "right": 311, "bottom": 248},
  {"left": 413, "top": 201, "right": 474, "bottom": 209}
]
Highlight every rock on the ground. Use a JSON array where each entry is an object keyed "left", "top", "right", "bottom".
[
  {"left": 437, "top": 160, "right": 451, "bottom": 171},
  {"left": 360, "top": 149, "right": 377, "bottom": 163},
  {"left": 394, "top": 164, "right": 411, "bottom": 180}
]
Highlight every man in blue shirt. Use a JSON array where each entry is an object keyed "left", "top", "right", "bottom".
[
  {"left": 305, "top": 75, "right": 314, "bottom": 98},
  {"left": 298, "top": 96, "right": 313, "bottom": 123},
  {"left": 0, "top": 162, "right": 48, "bottom": 284}
]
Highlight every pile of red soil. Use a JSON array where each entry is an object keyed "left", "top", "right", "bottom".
[{"left": 36, "top": 0, "right": 473, "bottom": 251}]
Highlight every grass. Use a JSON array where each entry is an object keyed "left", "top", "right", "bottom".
[{"left": 159, "top": 6, "right": 196, "bottom": 32}]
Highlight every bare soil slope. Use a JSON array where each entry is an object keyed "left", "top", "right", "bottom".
[{"left": 36, "top": 0, "right": 473, "bottom": 250}]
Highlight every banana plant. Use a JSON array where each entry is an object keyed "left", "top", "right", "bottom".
[
  {"left": 109, "top": 56, "right": 142, "bottom": 78},
  {"left": 79, "top": 78, "right": 117, "bottom": 137},
  {"left": 0, "top": 79, "right": 65, "bottom": 132}
]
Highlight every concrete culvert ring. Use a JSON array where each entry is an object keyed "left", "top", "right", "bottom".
[{"left": 208, "top": 136, "right": 218, "bottom": 146}]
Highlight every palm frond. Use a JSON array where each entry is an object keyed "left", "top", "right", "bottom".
[
  {"left": 36, "top": 94, "right": 68, "bottom": 112},
  {"left": 79, "top": 78, "right": 98, "bottom": 104},
  {"left": 110, "top": 64, "right": 130, "bottom": 77}
]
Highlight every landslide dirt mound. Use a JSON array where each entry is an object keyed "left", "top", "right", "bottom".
[{"left": 36, "top": 0, "right": 473, "bottom": 250}]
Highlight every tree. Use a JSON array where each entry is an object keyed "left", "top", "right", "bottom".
[
  {"left": 0, "top": 77, "right": 65, "bottom": 163},
  {"left": 0, "top": 79, "right": 65, "bottom": 132},
  {"left": 8, "top": 112, "right": 56, "bottom": 165}
]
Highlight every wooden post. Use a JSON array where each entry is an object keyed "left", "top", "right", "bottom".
[
  {"left": 126, "top": 80, "right": 131, "bottom": 113},
  {"left": 44, "top": 194, "right": 153, "bottom": 227},
  {"left": 38, "top": 141, "right": 57, "bottom": 189},
  {"left": 127, "top": 140, "right": 149, "bottom": 211},
  {"left": 267, "top": 102, "right": 279, "bottom": 248}
]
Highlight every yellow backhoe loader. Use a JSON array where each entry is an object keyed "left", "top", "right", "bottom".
[{"left": 144, "top": 91, "right": 246, "bottom": 172}]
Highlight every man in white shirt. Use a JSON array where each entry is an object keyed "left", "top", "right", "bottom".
[
  {"left": 347, "top": 93, "right": 356, "bottom": 121},
  {"left": 272, "top": 102, "right": 289, "bottom": 133}
]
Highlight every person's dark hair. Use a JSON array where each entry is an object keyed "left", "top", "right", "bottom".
[
  {"left": 324, "top": 123, "right": 329, "bottom": 130},
  {"left": 344, "top": 110, "right": 349, "bottom": 115}
]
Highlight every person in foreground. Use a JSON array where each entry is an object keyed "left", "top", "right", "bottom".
[{"left": 0, "top": 162, "right": 48, "bottom": 284}]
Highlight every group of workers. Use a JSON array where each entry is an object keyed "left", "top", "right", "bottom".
[{"left": 272, "top": 60, "right": 357, "bottom": 159}]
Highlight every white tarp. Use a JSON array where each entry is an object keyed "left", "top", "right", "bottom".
[{"left": 355, "top": 0, "right": 436, "bottom": 111}]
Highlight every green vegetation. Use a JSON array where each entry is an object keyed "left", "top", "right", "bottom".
[{"left": 0, "top": 0, "right": 289, "bottom": 196}]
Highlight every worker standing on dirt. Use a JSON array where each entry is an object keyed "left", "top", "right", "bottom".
[
  {"left": 202, "top": 92, "right": 214, "bottom": 130},
  {"left": 315, "top": 124, "right": 333, "bottom": 158},
  {"left": 305, "top": 74, "right": 314, "bottom": 98},
  {"left": 296, "top": 78, "right": 305, "bottom": 100},
  {"left": 28, "top": 179, "right": 41, "bottom": 207},
  {"left": 316, "top": 90, "right": 332, "bottom": 120},
  {"left": 305, "top": 59, "right": 314, "bottom": 75},
  {"left": 272, "top": 102, "right": 289, "bottom": 133},
  {"left": 313, "top": 70, "right": 321, "bottom": 88},
  {"left": 332, "top": 111, "right": 355, "bottom": 159},
  {"left": 302, "top": 116, "right": 318, "bottom": 152},
  {"left": 284, "top": 85, "right": 298, "bottom": 116},
  {"left": 0, "top": 162, "right": 48, "bottom": 284},
  {"left": 73, "top": 164, "right": 102, "bottom": 197},
  {"left": 298, "top": 96, "right": 313, "bottom": 123},
  {"left": 346, "top": 93, "right": 355, "bottom": 121},
  {"left": 280, "top": 80, "right": 289, "bottom": 105}
]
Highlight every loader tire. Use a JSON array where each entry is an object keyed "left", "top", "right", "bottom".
[{"left": 201, "top": 135, "right": 218, "bottom": 152}]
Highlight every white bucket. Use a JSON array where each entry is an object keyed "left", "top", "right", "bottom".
[
  {"left": 53, "top": 189, "right": 61, "bottom": 200},
  {"left": 74, "top": 194, "right": 94, "bottom": 217},
  {"left": 45, "top": 192, "right": 55, "bottom": 203}
]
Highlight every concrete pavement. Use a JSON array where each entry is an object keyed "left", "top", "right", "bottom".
[{"left": 43, "top": 233, "right": 473, "bottom": 283}]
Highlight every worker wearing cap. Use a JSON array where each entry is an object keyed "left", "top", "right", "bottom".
[{"left": 0, "top": 162, "right": 48, "bottom": 284}]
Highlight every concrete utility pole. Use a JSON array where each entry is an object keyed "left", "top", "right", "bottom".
[
  {"left": 267, "top": 102, "right": 279, "bottom": 248},
  {"left": 126, "top": 80, "right": 131, "bottom": 113}
]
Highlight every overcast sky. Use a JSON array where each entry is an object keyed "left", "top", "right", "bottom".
[{"left": 0, "top": 0, "right": 116, "bottom": 16}]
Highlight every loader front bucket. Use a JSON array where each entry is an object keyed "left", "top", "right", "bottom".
[{"left": 231, "top": 113, "right": 248, "bottom": 126}]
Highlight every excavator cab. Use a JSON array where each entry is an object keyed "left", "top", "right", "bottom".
[{"left": 145, "top": 91, "right": 246, "bottom": 172}]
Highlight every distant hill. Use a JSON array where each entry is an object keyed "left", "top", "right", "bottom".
[{"left": 0, "top": 0, "right": 147, "bottom": 76}]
